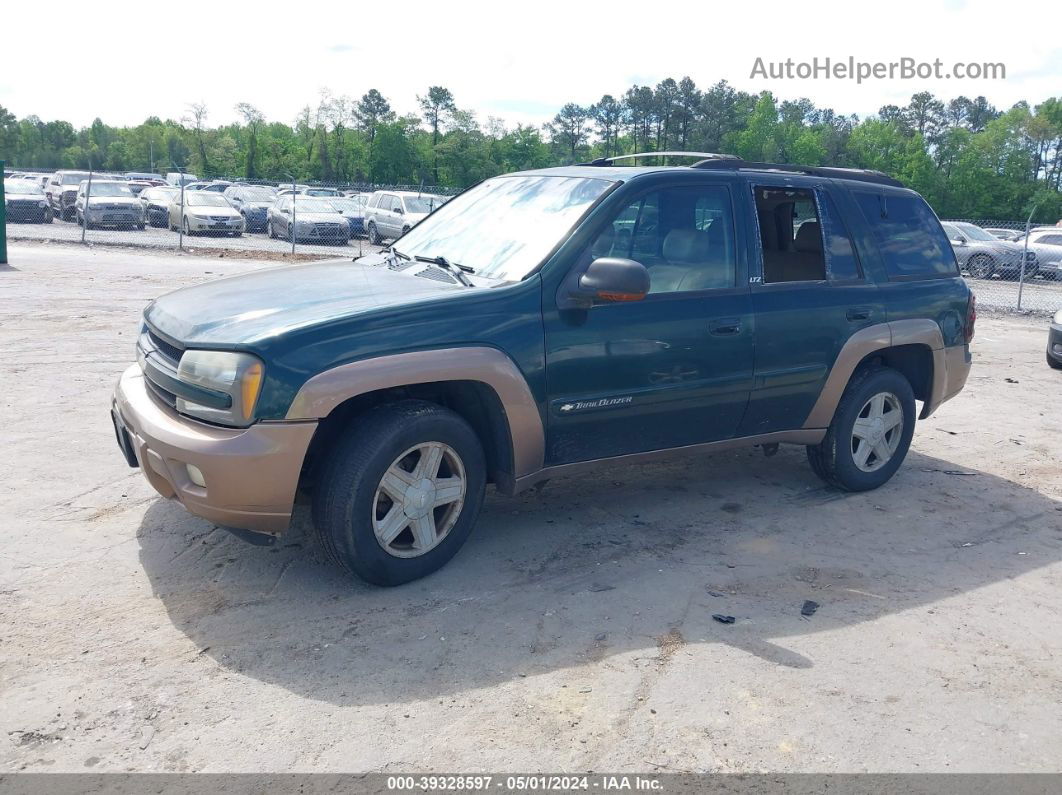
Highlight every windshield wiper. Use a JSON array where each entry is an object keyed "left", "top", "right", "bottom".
[
  {"left": 390, "top": 246, "right": 411, "bottom": 260},
  {"left": 414, "top": 255, "right": 475, "bottom": 287}
]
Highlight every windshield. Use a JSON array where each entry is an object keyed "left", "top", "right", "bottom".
[
  {"left": 62, "top": 173, "right": 91, "bottom": 184},
  {"left": 955, "top": 224, "right": 998, "bottom": 242},
  {"left": 328, "top": 198, "right": 363, "bottom": 212},
  {"left": 5, "top": 180, "right": 43, "bottom": 195},
  {"left": 185, "top": 192, "right": 231, "bottom": 207},
  {"left": 241, "top": 187, "right": 275, "bottom": 201},
  {"left": 294, "top": 198, "right": 339, "bottom": 212},
  {"left": 86, "top": 182, "right": 133, "bottom": 197},
  {"left": 396, "top": 175, "right": 613, "bottom": 282},
  {"left": 305, "top": 188, "right": 337, "bottom": 196}
]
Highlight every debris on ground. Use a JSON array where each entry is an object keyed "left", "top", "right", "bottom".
[
  {"left": 712, "top": 614, "right": 736, "bottom": 624},
  {"left": 801, "top": 600, "right": 820, "bottom": 617}
]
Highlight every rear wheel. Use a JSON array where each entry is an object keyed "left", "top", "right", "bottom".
[
  {"left": 183, "top": 217, "right": 194, "bottom": 237},
  {"left": 367, "top": 221, "right": 380, "bottom": 245},
  {"left": 312, "top": 400, "right": 486, "bottom": 586},
  {"left": 806, "top": 366, "right": 916, "bottom": 491}
]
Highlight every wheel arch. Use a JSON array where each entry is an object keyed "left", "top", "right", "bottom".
[
  {"left": 287, "top": 347, "right": 545, "bottom": 493},
  {"left": 804, "top": 320, "right": 947, "bottom": 428}
]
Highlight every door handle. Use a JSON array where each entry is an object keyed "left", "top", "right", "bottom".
[
  {"left": 846, "top": 307, "right": 872, "bottom": 322},
  {"left": 709, "top": 318, "right": 742, "bottom": 335}
]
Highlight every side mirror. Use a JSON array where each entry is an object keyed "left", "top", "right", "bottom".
[
  {"left": 951, "top": 237, "right": 966, "bottom": 246},
  {"left": 394, "top": 207, "right": 404, "bottom": 215},
  {"left": 569, "top": 257, "right": 650, "bottom": 307}
]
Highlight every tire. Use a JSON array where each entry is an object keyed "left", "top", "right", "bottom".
[
  {"left": 1048, "top": 351, "right": 1062, "bottom": 370},
  {"left": 137, "top": 223, "right": 145, "bottom": 231},
  {"left": 287, "top": 223, "right": 295, "bottom": 243},
  {"left": 312, "top": 400, "right": 487, "bottom": 586},
  {"left": 367, "top": 221, "right": 380, "bottom": 245},
  {"left": 184, "top": 218, "right": 194, "bottom": 237},
  {"left": 268, "top": 218, "right": 276, "bottom": 238},
  {"left": 968, "top": 254, "right": 994, "bottom": 280},
  {"left": 806, "top": 366, "right": 916, "bottom": 492}
]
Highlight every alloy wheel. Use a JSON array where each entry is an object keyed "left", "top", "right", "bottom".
[
  {"left": 371, "top": 442, "right": 466, "bottom": 558},
  {"left": 851, "top": 392, "right": 904, "bottom": 473}
]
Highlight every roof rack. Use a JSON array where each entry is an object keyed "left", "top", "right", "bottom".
[
  {"left": 584, "top": 151, "right": 741, "bottom": 166},
  {"left": 691, "top": 157, "right": 904, "bottom": 187}
]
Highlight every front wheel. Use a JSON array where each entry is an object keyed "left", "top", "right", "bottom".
[
  {"left": 806, "top": 366, "right": 916, "bottom": 491},
  {"left": 1048, "top": 351, "right": 1062, "bottom": 370},
  {"left": 312, "top": 400, "right": 487, "bottom": 586},
  {"left": 367, "top": 221, "right": 380, "bottom": 245},
  {"left": 183, "top": 218, "right": 194, "bottom": 237},
  {"left": 968, "top": 254, "right": 994, "bottom": 280}
]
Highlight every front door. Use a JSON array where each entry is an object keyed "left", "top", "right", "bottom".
[{"left": 543, "top": 181, "right": 754, "bottom": 465}]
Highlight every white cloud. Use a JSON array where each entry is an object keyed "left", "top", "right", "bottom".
[{"left": 4, "top": 0, "right": 1058, "bottom": 130}]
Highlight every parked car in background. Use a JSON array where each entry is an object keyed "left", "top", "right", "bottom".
[
  {"left": 224, "top": 185, "right": 277, "bottom": 232},
  {"left": 200, "top": 180, "right": 234, "bottom": 193},
  {"left": 942, "top": 221, "right": 1037, "bottom": 279},
  {"left": 125, "top": 172, "right": 165, "bottom": 183},
  {"left": 125, "top": 181, "right": 153, "bottom": 197},
  {"left": 169, "top": 190, "right": 244, "bottom": 236},
  {"left": 363, "top": 191, "right": 448, "bottom": 243},
  {"left": 983, "top": 227, "right": 1022, "bottom": 242},
  {"left": 276, "top": 184, "right": 310, "bottom": 197},
  {"left": 1014, "top": 228, "right": 1062, "bottom": 281},
  {"left": 139, "top": 185, "right": 179, "bottom": 227},
  {"left": 302, "top": 187, "right": 341, "bottom": 197},
  {"left": 266, "top": 195, "right": 350, "bottom": 244},
  {"left": 1048, "top": 310, "right": 1062, "bottom": 370},
  {"left": 46, "top": 170, "right": 95, "bottom": 221},
  {"left": 75, "top": 180, "right": 145, "bottom": 229},
  {"left": 3, "top": 179, "right": 53, "bottom": 223},
  {"left": 326, "top": 195, "right": 368, "bottom": 237},
  {"left": 166, "top": 172, "right": 199, "bottom": 187}
]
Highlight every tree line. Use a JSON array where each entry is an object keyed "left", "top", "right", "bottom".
[{"left": 2, "top": 79, "right": 1060, "bottom": 221}]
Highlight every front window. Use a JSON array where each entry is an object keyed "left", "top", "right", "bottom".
[
  {"left": 185, "top": 192, "right": 231, "bottom": 207},
  {"left": 62, "top": 173, "right": 90, "bottom": 185},
  {"left": 396, "top": 175, "right": 614, "bottom": 282},
  {"left": 328, "top": 199, "right": 363, "bottom": 213},
  {"left": 241, "top": 187, "right": 276, "bottom": 201},
  {"left": 86, "top": 182, "right": 133, "bottom": 197}
]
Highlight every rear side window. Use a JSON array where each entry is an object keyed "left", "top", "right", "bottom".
[
  {"left": 854, "top": 192, "right": 958, "bottom": 278},
  {"left": 818, "top": 191, "right": 862, "bottom": 281}
]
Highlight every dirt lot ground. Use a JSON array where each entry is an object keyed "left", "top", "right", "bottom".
[{"left": 1, "top": 241, "right": 1060, "bottom": 774}]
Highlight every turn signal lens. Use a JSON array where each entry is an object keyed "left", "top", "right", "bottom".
[{"left": 241, "top": 362, "right": 264, "bottom": 419}]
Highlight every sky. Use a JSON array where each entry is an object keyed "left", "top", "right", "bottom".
[{"left": 3, "top": 0, "right": 1059, "bottom": 131}]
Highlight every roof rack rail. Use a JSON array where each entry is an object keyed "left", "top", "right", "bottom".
[
  {"left": 583, "top": 151, "right": 741, "bottom": 166},
  {"left": 690, "top": 157, "right": 904, "bottom": 188}
]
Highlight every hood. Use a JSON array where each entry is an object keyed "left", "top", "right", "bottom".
[
  {"left": 87, "top": 196, "right": 139, "bottom": 205},
  {"left": 188, "top": 205, "right": 239, "bottom": 216},
  {"left": 144, "top": 258, "right": 460, "bottom": 346}
]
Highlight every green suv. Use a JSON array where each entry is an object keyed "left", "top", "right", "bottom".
[{"left": 111, "top": 154, "right": 974, "bottom": 585}]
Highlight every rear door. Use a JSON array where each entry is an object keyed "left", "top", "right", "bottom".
[{"left": 738, "top": 178, "right": 883, "bottom": 436}]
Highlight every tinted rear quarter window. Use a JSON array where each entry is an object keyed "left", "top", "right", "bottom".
[{"left": 854, "top": 192, "right": 958, "bottom": 278}]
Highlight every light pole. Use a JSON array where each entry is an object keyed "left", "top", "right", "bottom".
[{"left": 81, "top": 161, "right": 94, "bottom": 245}]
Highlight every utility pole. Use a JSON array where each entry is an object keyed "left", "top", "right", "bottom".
[{"left": 1017, "top": 200, "right": 1040, "bottom": 311}]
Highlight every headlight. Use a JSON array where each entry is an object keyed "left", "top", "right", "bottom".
[
  {"left": 38, "top": 201, "right": 47, "bottom": 208},
  {"left": 1054, "top": 309, "right": 1062, "bottom": 325},
  {"left": 175, "top": 350, "right": 264, "bottom": 427}
]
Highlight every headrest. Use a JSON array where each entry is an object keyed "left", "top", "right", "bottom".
[
  {"left": 662, "top": 228, "right": 711, "bottom": 264},
  {"left": 794, "top": 221, "right": 823, "bottom": 253}
]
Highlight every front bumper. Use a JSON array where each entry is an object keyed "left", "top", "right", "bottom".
[
  {"left": 187, "top": 216, "right": 244, "bottom": 233},
  {"left": 111, "top": 365, "right": 317, "bottom": 535},
  {"left": 1049, "top": 324, "right": 1062, "bottom": 364}
]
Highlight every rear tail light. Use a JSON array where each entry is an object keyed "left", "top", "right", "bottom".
[{"left": 964, "top": 292, "right": 976, "bottom": 344}]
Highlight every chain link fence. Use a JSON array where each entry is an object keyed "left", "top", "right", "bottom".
[
  {"left": 3, "top": 169, "right": 459, "bottom": 260},
  {"left": 5, "top": 169, "right": 1062, "bottom": 316},
  {"left": 940, "top": 218, "right": 1062, "bottom": 315}
]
